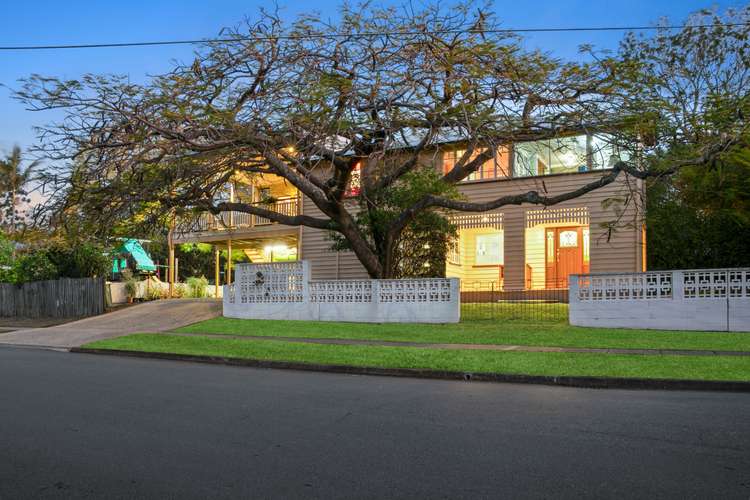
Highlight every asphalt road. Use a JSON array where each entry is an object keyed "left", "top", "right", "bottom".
[{"left": 1, "top": 346, "right": 749, "bottom": 499}]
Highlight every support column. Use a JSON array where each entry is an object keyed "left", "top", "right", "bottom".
[
  {"left": 214, "top": 246, "right": 220, "bottom": 298},
  {"left": 168, "top": 212, "right": 176, "bottom": 298},
  {"left": 168, "top": 241, "right": 175, "bottom": 298},
  {"left": 226, "top": 240, "right": 233, "bottom": 285}
]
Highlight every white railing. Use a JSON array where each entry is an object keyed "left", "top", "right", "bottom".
[
  {"left": 224, "top": 261, "right": 460, "bottom": 323},
  {"left": 569, "top": 268, "right": 750, "bottom": 332}
]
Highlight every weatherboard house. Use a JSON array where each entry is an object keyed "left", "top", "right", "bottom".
[{"left": 175, "top": 133, "right": 645, "bottom": 295}]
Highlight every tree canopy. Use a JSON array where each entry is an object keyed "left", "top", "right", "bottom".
[
  {"left": 0, "top": 145, "right": 39, "bottom": 233},
  {"left": 14, "top": 3, "right": 750, "bottom": 277}
]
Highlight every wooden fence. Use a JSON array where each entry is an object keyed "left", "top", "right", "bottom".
[{"left": 0, "top": 277, "right": 105, "bottom": 319}]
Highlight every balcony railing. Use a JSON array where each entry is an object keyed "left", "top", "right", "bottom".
[{"left": 186, "top": 197, "right": 300, "bottom": 233}]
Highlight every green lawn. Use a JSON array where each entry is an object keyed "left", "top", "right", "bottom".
[
  {"left": 174, "top": 316, "right": 750, "bottom": 352},
  {"left": 84, "top": 334, "right": 750, "bottom": 382}
]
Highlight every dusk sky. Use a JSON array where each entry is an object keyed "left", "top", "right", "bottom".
[{"left": 0, "top": 0, "right": 744, "bottom": 155}]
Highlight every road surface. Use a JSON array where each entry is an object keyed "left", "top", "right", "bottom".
[{"left": 1, "top": 346, "right": 748, "bottom": 499}]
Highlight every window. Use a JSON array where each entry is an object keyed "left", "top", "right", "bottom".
[
  {"left": 475, "top": 233, "right": 503, "bottom": 265},
  {"left": 443, "top": 147, "right": 509, "bottom": 182},
  {"left": 590, "top": 134, "right": 630, "bottom": 170},
  {"left": 513, "top": 135, "right": 588, "bottom": 177},
  {"left": 583, "top": 228, "right": 590, "bottom": 263},
  {"left": 513, "top": 133, "right": 631, "bottom": 178},
  {"left": 345, "top": 162, "right": 362, "bottom": 197},
  {"left": 447, "top": 237, "right": 461, "bottom": 265},
  {"left": 559, "top": 230, "right": 578, "bottom": 248}
]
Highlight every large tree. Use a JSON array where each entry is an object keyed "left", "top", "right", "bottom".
[{"left": 15, "top": 3, "right": 749, "bottom": 277}]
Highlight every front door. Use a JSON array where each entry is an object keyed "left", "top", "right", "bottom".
[{"left": 545, "top": 227, "right": 584, "bottom": 288}]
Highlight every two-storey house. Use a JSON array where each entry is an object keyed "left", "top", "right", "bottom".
[{"left": 174, "top": 132, "right": 645, "bottom": 294}]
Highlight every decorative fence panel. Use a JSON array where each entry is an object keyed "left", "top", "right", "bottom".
[
  {"left": 224, "top": 261, "right": 460, "bottom": 323},
  {"left": 569, "top": 268, "right": 750, "bottom": 332},
  {"left": 0, "top": 277, "right": 105, "bottom": 319}
]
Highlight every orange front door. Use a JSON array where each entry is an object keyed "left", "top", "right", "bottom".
[{"left": 545, "top": 227, "right": 584, "bottom": 288}]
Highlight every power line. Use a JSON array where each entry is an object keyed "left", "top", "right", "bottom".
[{"left": 1, "top": 22, "right": 749, "bottom": 51}]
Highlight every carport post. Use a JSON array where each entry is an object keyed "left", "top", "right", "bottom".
[
  {"left": 214, "top": 246, "right": 220, "bottom": 298},
  {"left": 226, "top": 240, "right": 233, "bottom": 285}
]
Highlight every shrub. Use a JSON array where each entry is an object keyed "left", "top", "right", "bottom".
[
  {"left": 44, "top": 242, "right": 110, "bottom": 279},
  {"left": 186, "top": 276, "right": 209, "bottom": 298},
  {"left": 14, "top": 252, "right": 59, "bottom": 283},
  {"left": 121, "top": 269, "right": 139, "bottom": 300},
  {"left": 144, "top": 283, "right": 163, "bottom": 301}
]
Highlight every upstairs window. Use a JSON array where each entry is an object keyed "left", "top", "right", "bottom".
[
  {"left": 345, "top": 161, "right": 362, "bottom": 197},
  {"left": 513, "top": 133, "right": 630, "bottom": 178},
  {"left": 442, "top": 147, "right": 510, "bottom": 182},
  {"left": 513, "top": 135, "right": 588, "bottom": 178}
]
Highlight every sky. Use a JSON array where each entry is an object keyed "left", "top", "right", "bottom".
[{"left": 0, "top": 0, "right": 745, "bottom": 157}]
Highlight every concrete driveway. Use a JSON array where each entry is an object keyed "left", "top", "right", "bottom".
[{"left": 0, "top": 299, "right": 221, "bottom": 349}]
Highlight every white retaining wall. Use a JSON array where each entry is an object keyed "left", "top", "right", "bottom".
[
  {"left": 223, "top": 261, "right": 460, "bottom": 323},
  {"left": 569, "top": 269, "right": 750, "bottom": 332}
]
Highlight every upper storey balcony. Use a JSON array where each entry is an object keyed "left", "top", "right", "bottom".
[{"left": 174, "top": 174, "right": 300, "bottom": 244}]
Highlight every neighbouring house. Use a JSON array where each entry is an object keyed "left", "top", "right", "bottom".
[{"left": 174, "top": 133, "right": 646, "bottom": 295}]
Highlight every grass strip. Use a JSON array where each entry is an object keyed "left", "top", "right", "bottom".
[
  {"left": 174, "top": 317, "right": 750, "bottom": 352},
  {"left": 85, "top": 334, "right": 750, "bottom": 382}
]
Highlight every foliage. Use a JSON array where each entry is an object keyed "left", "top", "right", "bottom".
[
  {"left": 647, "top": 142, "right": 750, "bottom": 269},
  {"left": 144, "top": 280, "right": 165, "bottom": 301},
  {"left": 0, "top": 232, "right": 12, "bottom": 266},
  {"left": 43, "top": 241, "right": 110, "bottom": 279},
  {"left": 0, "top": 145, "right": 39, "bottom": 233},
  {"left": 330, "top": 167, "right": 458, "bottom": 277},
  {"left": 121, "top": 268, "right": 139, "bottom": 299},
  {"left": 186, "top": 276, "right": 209, "bottom": 298},
  {"left": 14, "top": 251, "right": 58, "bottom": 283}
]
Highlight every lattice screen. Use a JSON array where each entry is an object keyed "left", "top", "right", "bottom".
[
  {"left": 526, "top": 207, "right": 589, "bottom": 228},
  {"left": 378, "top": 279, "right": 454, "bottom": 303},
  {"left": 450, "top": 213, "right": 503, "bottom": 230},
  {"left": 234, "top": 262, "right": 306, "bottom": 304},
  {"left": 577, "top": 272, "right": 672, "bottom": 301}
]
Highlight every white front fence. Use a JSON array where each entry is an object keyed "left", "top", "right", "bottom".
[
  {"left": 569, "top": 268, "right": 750, "bottom": 332},
  {"left": 223, "top": 261, "right": 460, "bottom": 323}
]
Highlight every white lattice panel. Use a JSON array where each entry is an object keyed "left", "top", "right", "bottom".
[
  {"left": 235, "top": 262, "right": 306, "bottom": 304},
  {"left": 576, "top": 272, "right": 672, "bottom": 301},
  {"left": 378, "top": 279, "right": 453, "bottom": 303},
  {"left": 526, "top": 207, "right": 589, "bottom": 228},
  {"left": 309, "top": 280, "right": 373, "bottom": 303},
  {"left": 728, "top": 269, "right": 750, "bottom": 298},
  {"left": 679, "top": 269, "right": 750, "bottom": 299}
]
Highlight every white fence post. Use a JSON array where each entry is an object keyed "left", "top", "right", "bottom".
[{"left": 672, "top": 270, "right": 684, "bottom": 300}]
